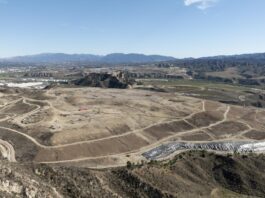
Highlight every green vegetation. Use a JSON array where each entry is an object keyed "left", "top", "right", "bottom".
[
  {"left": 139, "top": 79, "right": 265, "bottom": 108},
  {"left": 141, "top": 79, "right": 262, "bottom": 91}
]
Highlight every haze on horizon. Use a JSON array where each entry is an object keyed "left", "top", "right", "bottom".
[{"left": 0, "top": 0, "right": 265, "bottom": 58}]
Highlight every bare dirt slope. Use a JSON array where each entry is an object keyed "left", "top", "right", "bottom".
[{"left": 0, "top": 87, "right": 264, "bottom": 167}]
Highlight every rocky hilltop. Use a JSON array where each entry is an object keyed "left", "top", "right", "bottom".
[{"left": 73, "top": 71, "right": 134, "bottom": 89}]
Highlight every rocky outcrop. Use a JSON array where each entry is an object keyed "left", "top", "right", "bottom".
[
  {"left": 73, "top": 72, "right": 134, "bottom": 89},
  {"left": 0, "top": 161, "right": 58, "bottom": 197}
]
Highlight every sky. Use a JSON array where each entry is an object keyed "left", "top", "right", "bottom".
[{"left": 0, "top": 0, "right": 265, "bottom": 58}]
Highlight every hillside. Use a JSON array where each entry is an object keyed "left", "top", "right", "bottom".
[
  {"left": 73, "top": 72, "right": 130, "bottom": 88},
  {"left": 1, "top": 151, "right": 265, "bottom": 197},
  {"left": 162, "top": 53, "right": 265, "bottom": 85}
]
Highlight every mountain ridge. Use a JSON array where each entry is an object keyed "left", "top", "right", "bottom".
[
  {"left": 1, "top": 52, "right": 265, "bottom": 65},
  {"left": 0, "top": 53, "right": 176, "bottom": 64}
]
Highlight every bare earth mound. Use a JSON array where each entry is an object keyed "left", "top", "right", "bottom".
[{"left": 0, "top": 87, "right": 264, "bottom": 167}]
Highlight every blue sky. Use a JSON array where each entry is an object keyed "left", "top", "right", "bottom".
[{"left": 0, "top": 0, "right": 265, "bottom": 58}]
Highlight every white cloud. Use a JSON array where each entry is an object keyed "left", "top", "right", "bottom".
[{"left": 184, "top": 0, "right": 218, "bottom": 10}]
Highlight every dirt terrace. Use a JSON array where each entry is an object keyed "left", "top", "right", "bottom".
[{"left": 0, "top": 87, "right": 264, "bottom": 167}]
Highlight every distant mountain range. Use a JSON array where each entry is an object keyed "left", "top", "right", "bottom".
[
  {"left": 198, "top": 52, "right": 265, "bottom": 61},
  {"left": 0, "top": 53, "right": 176, "bottom": 64},
  {"left": 1, "top": 52, "right": 265, "bottom": 65}
]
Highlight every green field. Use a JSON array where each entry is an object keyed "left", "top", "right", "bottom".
[{"left": 138, "top": 79, "right": 265, "bottom": 108}]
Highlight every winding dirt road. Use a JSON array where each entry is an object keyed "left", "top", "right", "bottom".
[
  {"left": 0, "top": 139, "right": 16, "bottom": 162},
  {"left": 0, "top": 95, "right": 262, "bottom": 167}
]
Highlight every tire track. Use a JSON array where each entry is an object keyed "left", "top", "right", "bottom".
[{"left": 0, "top": 139, "right": 16, "bottom": 162}]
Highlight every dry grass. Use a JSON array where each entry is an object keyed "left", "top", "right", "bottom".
[{"left": 0, "top": 87, "right": 264, "bottom": 166}]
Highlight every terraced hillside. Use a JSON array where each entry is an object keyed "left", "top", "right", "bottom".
[{"left": 0, "top": 87, "right": 264, "bottom": 167}]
